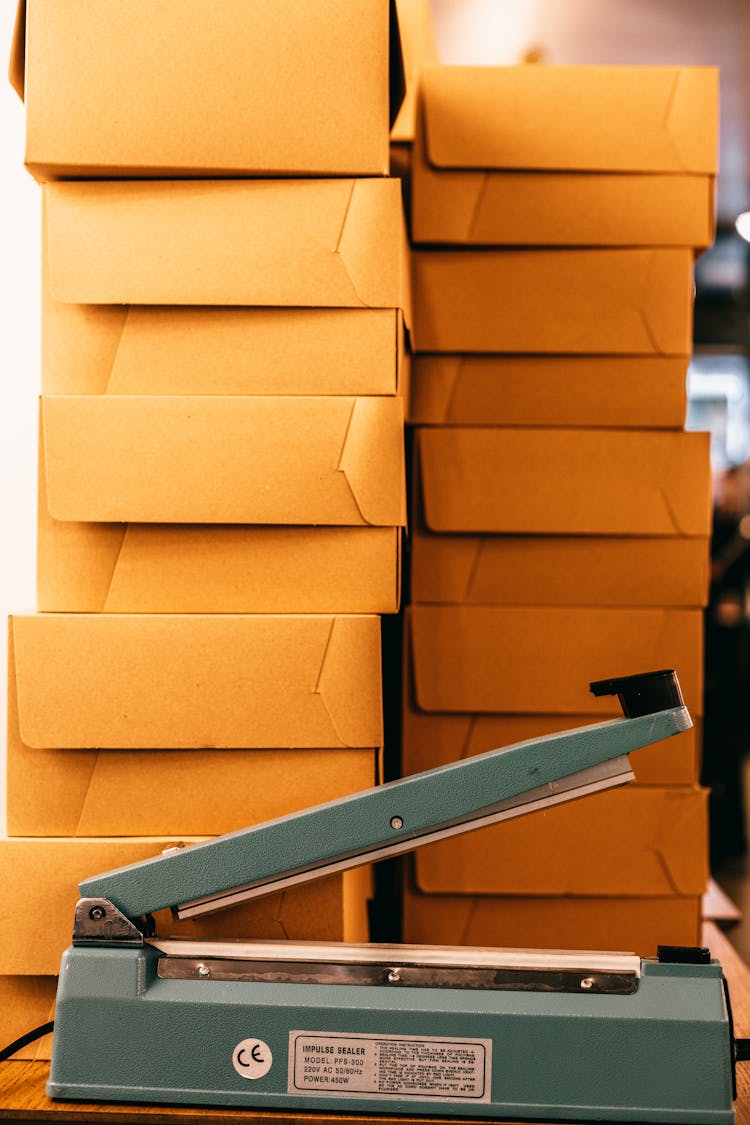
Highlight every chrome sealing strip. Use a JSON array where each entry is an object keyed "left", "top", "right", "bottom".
[
  {"left": 150, "top": 939, "right": 640, "bottom": 977},
  {"left": 155, "top": 955, "right": 638, "bottom": 994}
]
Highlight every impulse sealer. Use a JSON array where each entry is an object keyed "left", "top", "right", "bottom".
[{"left": 48, "top": 671, "right": 739, "bottom": 1122}]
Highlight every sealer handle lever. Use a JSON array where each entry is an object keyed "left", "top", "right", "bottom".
[{"left": 589, "top": 669, "right": 684, "bottom": 718}]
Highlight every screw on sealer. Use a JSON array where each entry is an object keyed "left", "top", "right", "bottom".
[
  {"left": 197, "top": 964, "right": 211, "bottom": 978},
  {"left": 390, "top": 816, "right": 404, "bottom": 830},
  {"left": 88, "top": 906, "right": 106, "bottom": 921},
  {"left": 580, "top": 977, "right": 595, "bottom": 991},
  {"left": 387, "top": 968, "right": 401, "bottom": 983}
]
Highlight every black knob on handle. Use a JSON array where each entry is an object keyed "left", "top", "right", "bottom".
[{"left": 589, "top": 670, "right": 684, "bottom": 718}]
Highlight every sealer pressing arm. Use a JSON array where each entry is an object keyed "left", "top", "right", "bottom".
[{"left": 47, "top": 671, "right": 739, "bottom": 1122}]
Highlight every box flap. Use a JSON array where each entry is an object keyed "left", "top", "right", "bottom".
[
  {"left": 7, "top": 706, "right": 379, "bottom": 833},
  {"left": 45, "top": 179, "right": 408, "bottom": 310},
  {"left": 39, "top": 521, "right": 402, "bottom": 615},
  {"left": 15, "top": 749, "right": 379, "bottom": 838},
  {"left": 411, "top": 248, "right": 694, "bottom": 355},
  {"left": 413, "top": 787, "right": 709, "bottom": 896},
  {"left": 41, "top": 395, "right": 405, "bottom": 527},
  {"left": 11, "top": 613, "right": 383, "bottom": 749},
  {"left": 407, "top": 604, "right": 703, "bottom": 716},
  {"left": 409, "top": 355, "right": 689, "bottom": 428},
  {"left": 76, "top": 309, "right": 403, "bottom": 397},
  {"left": 410, "top": 532, "right": 709, "bottom": 608},
  {"left": 8, "top": 0, "right": 25, "bottom": 98},
  {"left": 417, "top": 428, "right": 711, "bottom": 536},
  {"left": 412, "top": 113, "right": 715, "bottom": 248},
  {"left": 420, "top": 65, "right": 718, "bottom": 173}
]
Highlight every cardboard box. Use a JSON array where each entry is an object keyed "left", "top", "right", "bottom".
[
  {"left": 416, "top": 427, "right": 711, "bottom": 536},
  {"left": 44, "top": 179, "right": 409, "bottom": 309},
  {"left": 408, "top": 354, "right": 688, "bottom": 428},
  {"left": 0, "top": 977, "right": 56, "bottom": 1060},
  {"left": 402, "top": 878, "right": 702, "bottom": 957},
  {"left": 38, "top": 520, "right": 402, "bottom": 615},
  {"left": 401, "top": 707, "right": 701, "bottom": 786},
  {"left": 43, "top": 305, "right": 408, "bottom": 398},
  {"left": 412, "top": 66, "right": 717, "bottom": 247},
  {"left": 410, "top": 532, "right": 709, "bottom": 608},
  {"left": 415, "top": 65, "right": 718, "bottom": 174},
  {"left": 412, "top": 786, "right": 708, "bottom": 897},
  {"left": 0, "top": 837, "right": 372, "bottom": 975},
  {"left": 9, "top": 613, "right": 383, "bottom": 749},
  {"left": 411, "top": 248, "right": 693, "bottom": 354},
  {"left": 413, "top": 168, "right": 714, "bottom": 251},
  {"left": 41, "top": 395, "right": 405, "bottom": 528},
  {"left": 14, "top": 0, "right": 404, "bottom": 178},
  {"left": 7, "top": 730, "right": 381, "bottom": 837},
  {"left": 406, "top": 604, "right": 704, "bottom": 716},
  {"left": 41, "top": 178, "right": 410, "bottom": 394}
]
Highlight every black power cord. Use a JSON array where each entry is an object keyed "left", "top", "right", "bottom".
[{"left": 0, "top": 1021, "right": 54, "bottom": 1063}]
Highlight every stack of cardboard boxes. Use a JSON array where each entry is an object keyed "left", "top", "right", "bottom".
[
  {"left": 403, "top": 64, "right": 718, "bottom": 955},
  {"left": 3, "top": 0, "right": 408, "bottom": 1057}
]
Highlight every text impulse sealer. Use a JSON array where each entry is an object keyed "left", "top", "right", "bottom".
[{"left": 47, "top": 671, "right": 739, "bottom": 1122}]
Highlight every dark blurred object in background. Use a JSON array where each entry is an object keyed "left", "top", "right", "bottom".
[{"left": 703, "top": 462, "right": 750, "bottom": 865}]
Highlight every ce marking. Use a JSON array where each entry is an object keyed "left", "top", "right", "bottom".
[{"left": 232, "top": 1038, "right": 273, "bottom": 1080}]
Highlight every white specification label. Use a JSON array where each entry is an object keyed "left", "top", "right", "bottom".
[{"left": 288, "top": 1031, "right": 492, "bottom": 1103}]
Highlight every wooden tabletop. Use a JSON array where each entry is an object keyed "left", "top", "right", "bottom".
[{"left": 1, "top": 923, "right": 748, "bottom": 1124}]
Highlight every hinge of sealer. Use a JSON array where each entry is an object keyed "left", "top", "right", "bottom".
[{"left": 73, "top": 898, "right": 147, "bottom": 946}]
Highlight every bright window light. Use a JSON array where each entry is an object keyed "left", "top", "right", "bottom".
[
  {"left": 687, "top": 355, "right": 750, "bottom": 468},
  {"left": 735, "top": 211, "right": 750, "bottom": 242}
]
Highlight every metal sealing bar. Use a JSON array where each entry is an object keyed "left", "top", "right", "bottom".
[
  {"left": 78, "top": 702, "right": 690, "bottom": 922},
  {"left": 150, "top": 938, "right": 641, "bottom": 975},
  {"left": 155, "top": 957, "right": 638, "bottom": 995}
]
